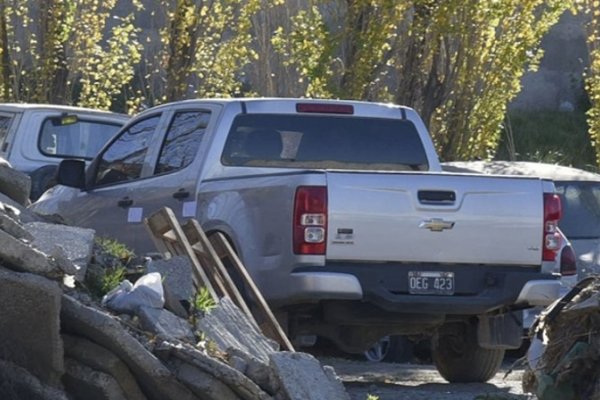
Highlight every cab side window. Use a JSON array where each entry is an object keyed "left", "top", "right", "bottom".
[
  {"left": 154, "top": 111, "right": 210, "bottom": 175},
  {"left": 94, "top": 115, "right": 161, "bottom": 186}
]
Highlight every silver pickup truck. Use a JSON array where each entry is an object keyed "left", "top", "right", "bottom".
[{"left": 31, "top": 98, "right": 563, "bottom": 382}]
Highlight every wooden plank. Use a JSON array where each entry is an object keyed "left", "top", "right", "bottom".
[
  {"left": 210, "top": 232, "right": 295, "bottom": 352},
  {"left": 181, "top": 220, "right": 255, "bottom": 322},
  {"left": 144, "top": 208, "right": 219, "bottom": 302}
]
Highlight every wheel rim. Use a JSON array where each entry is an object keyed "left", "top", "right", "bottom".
[{"left": 364, "top": 336, "right": 391, "bottom": 362}]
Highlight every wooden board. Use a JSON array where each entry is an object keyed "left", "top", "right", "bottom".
[{"left": 144, "top": 206, "right": 295, "bottom": 351}]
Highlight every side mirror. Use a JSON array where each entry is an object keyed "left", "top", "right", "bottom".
[{"left": 56, "top": 159, "right": 85, "bottom": 189}]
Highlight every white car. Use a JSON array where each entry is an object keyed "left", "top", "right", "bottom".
[{"left": 443, "top": 161, "right": 592, "bottom": 282}]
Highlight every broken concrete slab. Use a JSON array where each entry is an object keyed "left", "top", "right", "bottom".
[
  {"left": 60, "top": 294, "right": 198, "bottom": 400},
  {"left": 0, "top": 211, "right": 33, "bottom": 240},
  {"left": 163, "top": 357, "right": 242, "bottom": 400},
  {"left": 196, "top": 297, "right": 278, "bottom": 365},
  {"left": 138, "top": 306, "right": 195, "bottom": 342},
  {"left": 0, "top": 359, "right": 68, "bottom": 400},
  {"left": 147, "top": 256, "right": 194, "bottom": 302},
  {"left": 155, "top": 339, "right": 272, "bottom": 400},
  {"left": 25, "top": 221, "right": 95, "bottom": 280},
  {"left": 269, "top": 352, "right": 350, "bottom": 400},
  {"left": 0, "top": 163, "right": 31, "bottom": 206},
  {"left": 0, "top": 228, "right": 62, "bottom": 277},
  {"left": 63, "top": 334, "right": 147, "bottom": 400},
  {"left": 1, "top": 193, "right": 41, "bottom": 224},
  {"left": 227, "top": 347, "right": 278, "bottom": 395},
  {"left": 63, "top": 358, "right": 128, "bottom": 400},
  {"left": 0, "top": 267, "right": 64, "bottom": 387}
]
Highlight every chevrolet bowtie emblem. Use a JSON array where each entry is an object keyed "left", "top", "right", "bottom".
[{"left": 419, "top": 218, "right": 455, "bottom": 232}]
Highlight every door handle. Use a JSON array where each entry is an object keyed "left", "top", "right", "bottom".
[
  {"left": 117, "top": 197, "right": 133, "bottom": 208},
  {"left": 172, "top": 189, "right": 190, "bottom": 200}
]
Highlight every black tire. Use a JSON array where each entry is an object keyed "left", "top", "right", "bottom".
[
  {"left": 29, "top": 165, "right": 58, "bottom": 201},
  {"left": 364, "top": 335, "right": 413, "bottom": 363},
  {"left": 432, "top": 330, "right": 505, "bottom": 383}
]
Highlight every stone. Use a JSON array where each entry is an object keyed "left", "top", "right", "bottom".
[
  {"left": 60, "top": 294, "right": 198, "bottom": 400},
  {"left": 0, "top": 211, "right": 33, "bottom": 240},
  {"left": 0, "top": 192, "right": 41, "bottom": 223},
  {"left": 63, "top": 334, "right": 147, "bottom": 400},
  {"left": 25, "top": 221, "right": 95, "bottom": 281},
  {"left": 147, "top": 256, "right": 194, "bottom": 302},
  {"left": 164, "top": 357, "right": 242, "bottom": 400},
  {"left": 196, "top": 297, "right": 278, "bottom": 365},
  {"left": 269, "top": 352, "right": 350, "bottom": 400},
  {"left": 0, "top": 267, "right": 64, "bottom": 386},
  {"left": 0, "top": 228, "right": 61, "bottom": 277},
  {"left": 63, "top": 358, "right": 128, "bottom": 400},
  {"left": 0, "top": 163, "right": 31, "bottom": 205},
  {"left": 138, "top": 306, "right": 195, "bottom": 342},
  {"left": 154, "top": 339, "right": 272, "bottom": 400},
  {"left": 0, "top": 359, "right": 68, "bottom": 400},
  {"left": 227, "top": 348, "right": 277, "bottom": 395}
]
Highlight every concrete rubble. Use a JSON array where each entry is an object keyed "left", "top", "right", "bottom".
[
  {"left": 0, "top": 163, "right": 349, "bottom": 399},
  {"left": 523, "top": 277, "right": 600, "bottom": 399}
]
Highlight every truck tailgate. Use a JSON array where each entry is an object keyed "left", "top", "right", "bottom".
[{"left": 327, "top": 172, "right": 545, "bottom": 266}]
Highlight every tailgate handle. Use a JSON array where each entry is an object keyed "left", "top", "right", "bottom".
[{"left": 418, "top": 190, "right": 456, "bottom": 205}]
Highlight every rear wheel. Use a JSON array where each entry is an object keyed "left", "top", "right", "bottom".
[{"left": 432, "top": 327, "right": 505, "bottom": 383}]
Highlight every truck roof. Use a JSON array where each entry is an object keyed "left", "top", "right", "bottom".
[
  {"left": 140, "top": 97, "right": 413, "bottom": 113},
  {"left": 0, "top": 103, "right": 129, "bottom": 120}
]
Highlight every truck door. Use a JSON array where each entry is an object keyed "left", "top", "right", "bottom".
[
  {"left": 125, "top": 105, "right": 220, "bottom": 254},
  {"left": 72, "top": 113, "right": 167, "bottom": 251}
]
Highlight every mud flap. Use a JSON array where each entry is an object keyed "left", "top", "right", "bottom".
[{"left": 477, "top": 311, "right": 523, "bottom": 350}]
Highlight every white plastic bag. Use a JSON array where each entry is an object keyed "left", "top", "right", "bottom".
[{"left": 101, "top": 272, "right": 164, "bottom": 313}]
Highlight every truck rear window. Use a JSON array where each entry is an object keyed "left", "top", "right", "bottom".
[{"left": 221, "top": 114, "right": 429, "bottom": 171}]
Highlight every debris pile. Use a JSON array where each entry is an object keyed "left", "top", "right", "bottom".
[
  {"left": 0, "top": 163, "right": 349, "bottom": 400},
  {"left": 523, "top": 277, "right": 600, "bottom": 400}
]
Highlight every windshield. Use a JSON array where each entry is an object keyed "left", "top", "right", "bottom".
[
  {"left": 221, "top": 114, "right": 429, "bottom": 171},
  {"left": 555, "top": 181, "right": 600, "bottom": 239}
]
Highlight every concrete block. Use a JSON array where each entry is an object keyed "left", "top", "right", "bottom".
[
  {"left": 165, "top": 358, "right": 241, "bottom": 400},
  {"left": 0, "top": 211, "right": 33, "bottom": 240},
  {"left": 25, "top": 221, "right": 95, "bottom": 281},
  {"left": 0, "top": 163, "right": 31, "bottom": 205},
  {"left": 0, "top": 228, "right": 61, "bottom": 277},
  {"left": 0, "top": 359, "right": 68, "bottom": 400},
  {"left": 138, "top": 306, "right": 195, "bottom": 342},
  {"left": 147, "top": 256, "right": 194, "bottom": 302},
  {"left": 60, "top": 294, "right": 198, "bottom": 400},
  {"left": 63, "top": 358, "right": 128, "bottom": 400},
  {"left": 196, "top": 297, "right": 278, "bottom": 365},
  {"left": 0, "top": 268, "right": 63, "bottom": 386},
  {"left": 63, "top": 334, "right": 147, "bottom": 400},
  {"left": 0, "top": 192, "right": 41, "bottom": 223},
  {"left": 269, "top": 352, "right": 350, "bottom": 400},
  {"left": 154, "top": 339, "right": 271, "bottom": 400}
]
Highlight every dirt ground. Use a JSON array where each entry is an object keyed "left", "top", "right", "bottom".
[{"left": 319, "top": 356, "right": 534, "bottom": 400}]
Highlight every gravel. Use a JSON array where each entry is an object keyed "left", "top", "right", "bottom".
[{"left": 318, "top": 356, "right": 536, "bottom": 400}]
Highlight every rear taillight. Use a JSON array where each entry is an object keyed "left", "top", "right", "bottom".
[
  {"left": 543, "top": 193, "right": 562, "bottom": 261},
  {"left": 559, "top": 245, "right": 577, "bottom": 276},
  {"left": 293, "top": 186, "right": 327, "bottom": 254}
]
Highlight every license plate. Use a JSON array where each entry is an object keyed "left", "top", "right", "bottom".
[{"left": 408, "top": 271, "right": 455, "bottom": 295}]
